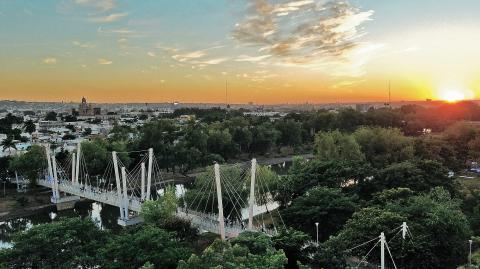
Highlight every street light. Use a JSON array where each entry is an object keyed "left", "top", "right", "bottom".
[
  {"left": 469, "top": 239, "right": 473, "bottom": 266},
  {"left": 315, "top": 222, "right": 319, "bottom": 246}
]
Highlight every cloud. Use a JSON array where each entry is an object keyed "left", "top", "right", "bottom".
[
  {"left": 43, "top": 57, "right": 57, "bottom": 64},
  {"left": 172, "top": 50, "right": 206, "bottom": 62},
  {"left": 74, "top": 0, "right": 116, "bottom": 12},
  {"left": 72, "top": 41, "right": 95, "bottom": 48},
  {"left": 198, "top": 58, "right": 228, "bottom": 65},
  {"left": 233, "top": 0, "right": 375, "bottom": 74},
  {"left": 97, "top": 27, "right": 134, "bottom": 35},
  {"left": 89, "top": 12, "right": 128, "bottom": 23},
  {"left": 147, "top": 51, "right": 156, "bottom": 57},
  {"left": 236, "top": 54, "right": 271, "bottom": 62},
  {"left": 98, "top": 58, "right": 113, "bottom": 65}
]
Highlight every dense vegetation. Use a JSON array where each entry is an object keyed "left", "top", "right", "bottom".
[{"left": 5, "top": 101, "right": 480, "bottom": 268}]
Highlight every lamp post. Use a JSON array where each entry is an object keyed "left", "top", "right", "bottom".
[
  {"left": 315, "top": 222, "right": 319, "bottom": 246},
  {"left": 469, "top": 239, "right": 473, "bottom": 266}
]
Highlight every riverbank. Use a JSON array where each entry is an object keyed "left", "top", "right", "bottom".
[{"left": 0, "top": 187, "right": 53, "bottom": 222}]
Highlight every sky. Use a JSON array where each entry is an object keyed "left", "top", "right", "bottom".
[{"left": 1, "top": 0, "right": 480, "bottom": 104}]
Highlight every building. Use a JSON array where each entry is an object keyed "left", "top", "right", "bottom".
[{"left": 78, "top": 97, "right": 101, "bottom": 116}]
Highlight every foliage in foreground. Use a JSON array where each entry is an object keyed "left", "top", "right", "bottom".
[{"left": 178, "top": 231, "right": 288, "bottom": 269}]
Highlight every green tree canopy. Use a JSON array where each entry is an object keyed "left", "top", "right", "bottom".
[
  {"left": 100, "top": 226, "right": 192, "bottom": 269},
  {"left": 177, "top": 232, "right": 287, "bottom": 269},
  {"left": 353, "top": 127, "right": 414, "bottom": 168},
  {"left": 281, "top": 187, "right": 357, "bottom": 242},
  {"left": 0, "top": 217, "right": 107, "bottom": 269},
  {"left": 319, "top": 187, "right": 472, "bottom": 269},
  {"left": 9, "top": 145, "right": 46, "bottom": 184},
  {"left": 314, "top": 130, "right": 364, "bottom": 162}
]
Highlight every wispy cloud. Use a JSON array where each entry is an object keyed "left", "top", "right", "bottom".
[
  {"left": 89, "top": 12, "right": 128, "bottom": 23},
  {"left": 236, "top": 54, "right": 271, "bottom": 62},
  {"left": 72, "top": 41, "right": 95, "bottom": 48},
  {"left": 147, "top": 51, "right": 156, "bottom": 57},
  {"left": 172, "top": 50, "right": 206, "bottom": 62},
  {"left": 97, "top": 27, "right": 134, "bottom": 35},
  {"left": 74, "top": 0, "right": 116, "bottom": 12},
  {"left": 43, "top": 57, "right": 57, "bottom": 64},
  {"left": 98, "top": 58, "right": 113, "bottom": 65},
  {"left": 233, "top": 0, "right": 376, "bottom": 75},
  {"left": 197, "top": 58, "right": 228, "bottom": 65}
]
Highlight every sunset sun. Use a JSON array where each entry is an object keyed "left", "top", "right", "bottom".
[{"left": 440, "top": 89, "right": 466, "bottom": 103}]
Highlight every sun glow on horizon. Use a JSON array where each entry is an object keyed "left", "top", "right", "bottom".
[{"left": 440, "top": 89, "right": 466, "bottom": 103}]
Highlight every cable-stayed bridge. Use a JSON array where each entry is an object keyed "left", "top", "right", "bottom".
[{"left": 36, "top": 144, "right": 282, "bottom": 239}]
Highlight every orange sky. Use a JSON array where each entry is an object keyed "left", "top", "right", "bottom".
[{"left": 1, "top": 1, "right": 480, "bottom": 104}]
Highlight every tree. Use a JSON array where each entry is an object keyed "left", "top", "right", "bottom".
[
  {"left": 314, "top": 130, "right": 364, "bottom": 162},
  {"left": 0, "top": 217, "right": 107, "bottom": 269},
  {"left": 272, "top": 228, "right": 313, "bottom": 269},
  {"left": 1, "top": 135, "right": 16, "bottom": 153},
  {"left": 374, "top": 160, "right": 455, "bottom": 194},
  {"left": 207, "top": 128, "right": 235, "bottom": 159},
  {"left": 135, "top": 120, "right": 178, "bottom": 171},
  {"left": 9, "top": 145, "right": 45, "bottom": 185},
  {"left": 82, "top": 127, "right": 92, "bottom": 136},
  {"left": 141, "top": 186, "right": 177, "bottom": 225},
  {"left": 177, "top": 232, "right": 287, "bottom": 269},
  {"left": 353, "top": 127, "right": 414, "bottom": 168},
  {"left": 319, "top": 187, "right": 472, "bottom": 269},
  {"left": 100, "top": 226, "right": 192, "bottom": 269},
  {"left": 23, "top": 120, "right": 35, "bottom": 134},
  {"left": 281, "top": 187, "right": 357, "bottom": 241},
  {"left": 272, "top": 157, "right": 372, "bottom": 206},
  {"left": 276, "top": 119, "right": 303, "bottom": 147},
  {"left": 250, "top": 122, "right": 280, "bottom": 154},
  {"left": 65, "top": 124, "right": 76, "bottom": 133},
  {"left": 44, "top": 111, "right": 57, "bottom": 121}
]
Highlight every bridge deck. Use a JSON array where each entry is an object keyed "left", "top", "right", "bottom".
[{"left": 38, "top": 179, "right": 277, "bottom": 236}]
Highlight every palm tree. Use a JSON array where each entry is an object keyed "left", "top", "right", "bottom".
[{"left": 1, "top": 136, "right": 16, "bottom": 154}]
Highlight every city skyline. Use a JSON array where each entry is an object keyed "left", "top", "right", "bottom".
[{"left": 2, "top": 0, "right": 480, "bottom": 104}]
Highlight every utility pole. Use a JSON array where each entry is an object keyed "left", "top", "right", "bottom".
[
  {"left": 146, "top": 148, "right": 153, "bottom": 200},
  {"left": 469, "top": 239, "right": 473, "bottom": 266},
  {"left": 112, "top": 151, "right": 124, "bottom": 220},
  {"left": 225, "top": 80, "right": 228, "bottom": 109},
  {"left": 214, "top": 163, "right": 226, "bottom": 240},
  {"left": 402, "top": 221, "right": 407, "bottom": 240},
  {"left": 315, "top": 222, "right": 319, "bottom": 246},
  {"left": 248, "top": 158, "right": 257, "bottom": 230},
  {"left": 380, "top": 232, "right": 386, "bottom": 269}
]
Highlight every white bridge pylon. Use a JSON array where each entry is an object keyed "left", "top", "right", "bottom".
[{"left": 37, "top": 144, "right": 282, "bottom": 238}]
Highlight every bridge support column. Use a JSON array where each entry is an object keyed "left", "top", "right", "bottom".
[
  {"left": 44, "top": 145, "right": 56, "bottom": 201},
  {"left": 141, "top": 162, "right": 145, "bottom": 200},
  {"left": 112, "top": 151, "right": 125, "bottom": 220},
  {"left": 214, "top": 163, "right": 226, "bottom": 240},
  {"left": 146, "top": 148, "right": 153, "bottom": 200},
  {"left": 51, "top": 155, "right": 60, "bottom": 201},
  {"left": 117, "top": 166, "right": 142, "bottom": 226},
  {"left": 248, "top": 158, "right": 257, "bottom": 230},
  {"left": 121, "top": 167, "right": 129, "bottom": 220},
  {"left": 50, "top": 151, "right": 80, "bottom": 209},
  {"left": 71, "top": 153, "right": 76, "bottom": 183},
  {"left": 75, "top": 143, "right": 81, "bottom": 184}
]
